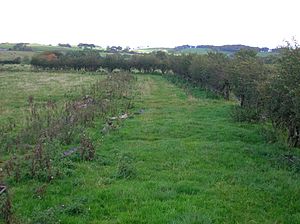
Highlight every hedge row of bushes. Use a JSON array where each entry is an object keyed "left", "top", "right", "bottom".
[{"left": 30, "top": 43, "right": 300, "bottom": 147}]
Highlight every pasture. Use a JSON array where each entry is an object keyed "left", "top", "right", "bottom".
[
  {"left": 0, "top": 71, "right": 101, "bottom": 126},
  {"left": 1, "top": 70, "right": 299, "bottom": 223}
]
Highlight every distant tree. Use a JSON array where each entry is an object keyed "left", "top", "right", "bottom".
[
  {"left": 78, "top": 43, "right": 96, "bottom": 49},
  {"left": 106, "top": 46, "right": 123, "bottom": 53},
  {"left": 123, "top": 46, "right": 131, "bottom": 53},
  {"left": 260, "top": 47, "right": 269, "bottom": 52},
  {"left": 58, "top": 43, "right": 72, "bottom": 48},
  {"left": 12, "top": 43, "right": 32, "bottom": 51}
]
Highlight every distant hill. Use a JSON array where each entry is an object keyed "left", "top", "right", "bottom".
[
  {"left": 171, "top": 44, "right": 277, "bottom": 55},
  {"left": 135, "top": 44, "right": 280, "bottom": 56}
]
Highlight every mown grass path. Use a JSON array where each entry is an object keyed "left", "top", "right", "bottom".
[{"left": 12, "top": 75, "right": 300, "bottom": 223}]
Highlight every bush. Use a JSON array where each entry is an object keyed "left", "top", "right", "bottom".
[{"left": 231, "top": 106, "right": 261, "bottom": 123}]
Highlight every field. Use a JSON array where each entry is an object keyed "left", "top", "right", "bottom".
[
  {"left": 135, "top": 47, "right": 278, "bottom": 57},
  {"left": 134, "top": 48, "right": 171, "bottom": 54},
  {"left": 0, "top": 43, "right": 81, "bottom": 53},
  {"left": 0, "top": 51, "right": 36, "bottom": 62},
  {"left": 1, "top": 70, "right": 300, "bottom": 223},
  {"left": 0, "top": 71, "right": 102, "bottom": 126},
  {"left": 0, "top": 43, "right": 82, "bottom": 63}
]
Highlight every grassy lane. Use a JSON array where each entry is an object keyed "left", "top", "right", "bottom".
[{"left": 10, "top": 75, "right": 300, "bottom": 223}]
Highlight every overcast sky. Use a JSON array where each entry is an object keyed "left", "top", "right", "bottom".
[{"left": 1, "top": 0, "right": 299, "bottom": 48}]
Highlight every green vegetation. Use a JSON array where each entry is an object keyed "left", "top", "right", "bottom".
[
  {"left": 0, "top": 69, "right": 136, "bottom": 223},
  {"left": 0, "top": 43, "right": 80, "bottom": 52},
  {"left": 24, "top": 42, "right": 300, "bottom": 147},
  {"left": 1, "top": 40, "right": 300, "bottom": 223},
  {"left": 177, "top": 47, "right": 215, "bottom": 55},
  {"left": 0, "top": 43, "right": 81, "bottom": 64},
  {"left": 1, "top": 73, "right": 300, "bottom": 223},
  {"left": 134, "top": 48, "right": 171, "bottom": 54},
  {"left": 0, "top": 71, "right": 101, "bottom": 126},
  {"left": 0, "top": 51, "right": 35, "bottom": 63}
]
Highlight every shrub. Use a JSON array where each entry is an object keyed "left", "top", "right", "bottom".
[{"left": 231, "top": 106, "right": 261, "bottom": 123}]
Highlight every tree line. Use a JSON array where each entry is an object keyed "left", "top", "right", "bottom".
[{"left": 30, "top": 43, "right": 300, "bottom": 147}]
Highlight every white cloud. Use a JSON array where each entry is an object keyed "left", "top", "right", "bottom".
[{"left": 1, "top": 0, "right": 299, "bottom": 48}]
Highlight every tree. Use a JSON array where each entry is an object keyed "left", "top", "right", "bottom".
[
  {"left": 169, "top": 54, "right": 192, "bottom": 79},
  {"left": 188, "top": 53, "right": 230, "bottom": 99},
  {"left": 266, "top": 41, "right": 300, "bottom": 147},
  {"left": 58, "top": 43, "right": 72, "bottom": 48},
  {"left": 230, "top": 49, "right": 266, "bottom": 108},
  {"left": 78, "top": 43, "right": 96, "bottom": 49},
  {"left": 154, "top": 51, "right": 170, "bottom": 74},
  {"left": 204, "top": 52, "right": 230, "bottom": 99}
]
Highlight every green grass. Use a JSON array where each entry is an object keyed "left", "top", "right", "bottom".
[
  {"left": 0, "top": 43, "right": 79, "bottom": 63},
  {"left": 134, "top": 48, "right": 171, "bottom": 54},
  {"left": 28, "top": 43, "right": 81, "bottom": 52},
  {"left": 0, "top": 71, "right": 102, "bottom": 126},
  {"left": 175, "top": 47, "right": 215, "bottom": 55},
  {"left": 0, "top": 43, "right": 15, "bottom": 49},
  {"left": 0, "top": 51, "right": 36, "bottom": 62},
  {"left": 0, "top": 43, "right": 81, "bottom": 63},
  {"left": 0, "top": 43, "right": 81, "bottom": 52},
  {"left": 2, "top": 74, "right": 299, "bottom": 223}
]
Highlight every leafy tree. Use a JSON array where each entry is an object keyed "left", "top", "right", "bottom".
[
  {"left": 189, "top": 54, "right": 209, "bottom": 85},
  {"left": 169, "top": 55, "right": 192, "bottom": 78},
  {"left": 266, "top": 42, "right": 300, "bottom": 147},
  {"left": 154, "top": 51, "right": 170, "bottom": 74},
  {"left": 58, "top": 43, "right": 72, "bottom": 48},
  {"left": 230, "top": 49, "right": 266, "bottom": 108},
  {"left": 188, "top": 53, "right": 230, "bottom": 99}
]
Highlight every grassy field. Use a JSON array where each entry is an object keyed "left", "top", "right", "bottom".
[
  {"left": 0, "top": 43, "right": 80, "bottom": 52},
  {"left": 1, "top": 74, "right": 299, "bottom": 223},
  {"left": 174, "top": 48, "right": 216, "bottom": 55},
  {"left": 0, "top": 43, "right": 80, "bottom": 63},
  {"left": 0, "top": 71, "right": 102, "bottom": 127},
  {"left": 0, "top": 51, "right": 36, "bottom": 62},
  {"left": 134, "top": 48, "right": 171, "bottom": 54}
]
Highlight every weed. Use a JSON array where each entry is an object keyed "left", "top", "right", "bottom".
[
  {"left": 79, "top": 135, "right": 95, "bottom": 161},
  {"left": 64, "top": 198, "right": 88, "bottom": 216},
  {"left": 0, "top": 187, "right": 14, "bottom": 224},
  {"left": 115, "top": 153, "right": 137, "bottom": 179}
]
